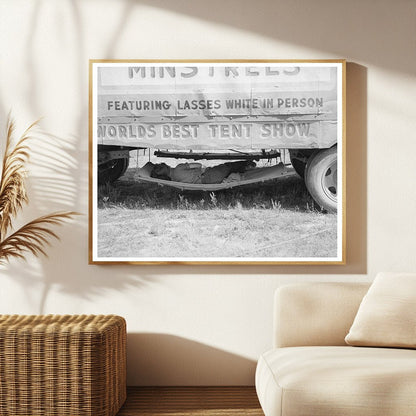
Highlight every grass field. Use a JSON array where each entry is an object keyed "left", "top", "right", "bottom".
[{"left": 96, "top": 165, "right": 338, "bottom": 259}]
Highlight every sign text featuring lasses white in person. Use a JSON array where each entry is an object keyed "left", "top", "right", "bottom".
[{"left": 96, "top": 65, "right": 337, "bottom": 149}]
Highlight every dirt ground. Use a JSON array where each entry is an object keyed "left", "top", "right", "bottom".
[{"left": 97, "top": 207, "right": 337, "bottom": 259}]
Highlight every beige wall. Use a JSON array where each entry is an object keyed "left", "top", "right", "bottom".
[{"left": 0, "top": 0, "right": 415, "bottom": 385}]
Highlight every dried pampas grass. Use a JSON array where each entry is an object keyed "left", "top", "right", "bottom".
[{"left": 0, "top": 117, "right": 78, "bottom": 264}]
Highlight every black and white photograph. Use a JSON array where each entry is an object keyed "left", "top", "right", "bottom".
[{"left": 89, "top": 60, "right": 345, "bottom": 264}]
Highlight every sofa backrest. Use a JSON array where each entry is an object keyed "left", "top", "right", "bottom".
[{"left": 273, "top": 282, "right": 370, "bottom": 348}]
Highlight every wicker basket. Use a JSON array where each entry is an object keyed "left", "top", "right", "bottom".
[{"left": 0, "top": 314, "right": 126, "bottom": 416}]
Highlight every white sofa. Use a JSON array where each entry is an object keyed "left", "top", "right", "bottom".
[{"left": 255, "top": 282, "right": 416, "bottom": 416}]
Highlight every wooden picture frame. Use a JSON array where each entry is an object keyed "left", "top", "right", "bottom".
[{"left": 89, "top": 60, "right": 346, "bottom": 265}]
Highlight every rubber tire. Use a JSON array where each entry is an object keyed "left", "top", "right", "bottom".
[
  {"left": 305, "top": 147, "right": 338, "bottom": 212},
  {"left": 98, "top": 158, "right": 129, "bottom": 184},
  {"left": 289, "top": 149, "right": 316, "bottom": 178}
]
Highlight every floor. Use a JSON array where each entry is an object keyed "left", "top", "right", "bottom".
[{"left": 117, "top": 386, "right": 264, "bottom": 416}]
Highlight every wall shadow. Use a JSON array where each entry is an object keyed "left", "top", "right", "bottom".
[
  {"left": 344, "top": 63, "right": 368, "bottom": 274},
  {"left": 0, "top": 1, "right": 158, "bottom": 311},
  {"left": 136, "top": 0, "right": 413, "bottom": 76},
  {"left": 0, "top": 1, "right": 370, "bottom": 300},
  {"left": 127, "top": 333, "right": 257, "bottom": 386},
  {"left": 0, "top": 125, "right": 156, "bottom": 313}
]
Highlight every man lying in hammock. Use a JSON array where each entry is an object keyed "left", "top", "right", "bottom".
[{"left": 150, "top": 160, "right": 256, "bottom": 184}]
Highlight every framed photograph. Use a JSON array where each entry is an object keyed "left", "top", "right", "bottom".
[{"left": 89, "top": 60, "right": 345, "bottom": 264}]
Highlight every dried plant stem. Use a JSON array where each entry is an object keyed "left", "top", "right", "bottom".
[
  {"left": 0, "top": 212, "right": 78, "bottom": 264},
  {"left": 0, "top": 116, "right": 78, "bottom": 264}
]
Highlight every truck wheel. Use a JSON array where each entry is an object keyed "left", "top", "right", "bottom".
[
  {"left": 98, "top": 158, "right": 129, "bottom": 184},
  {"left": 289, "top": 149, "right": 316, "bottom": 178},
  {"left": 305, "top": 147, "right": 338, "bottom": 212}
]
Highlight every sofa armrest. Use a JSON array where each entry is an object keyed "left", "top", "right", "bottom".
[{"left": 274, "top": 282, "right": 370, "bottom": 348}]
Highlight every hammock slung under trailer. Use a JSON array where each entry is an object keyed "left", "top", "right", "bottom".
[{"left": 132, "top": 163, "right": 294, "bottom": 192}]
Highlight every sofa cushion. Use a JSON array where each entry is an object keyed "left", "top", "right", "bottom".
[
  {"left": 345, "top": 272, "right": 416, "bottom": 348},
  {"left": 274, "top": 283, "right": 370, "bottom": 348},
  {"left": 256, "top": 346, "right": 416, "bottom": 416}
]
